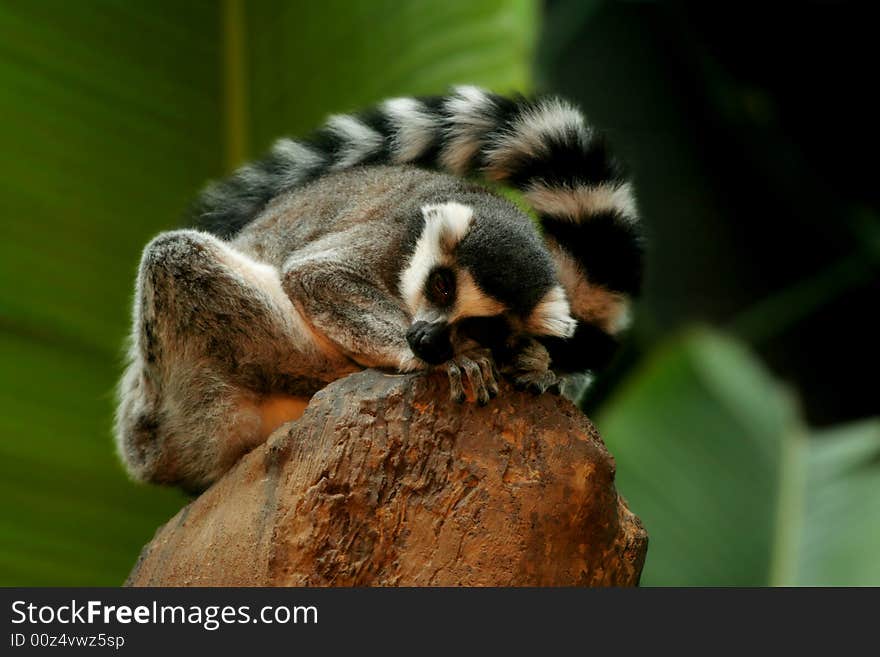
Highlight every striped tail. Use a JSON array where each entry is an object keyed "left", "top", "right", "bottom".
[{"left": 193, "top": 86, "right": 643, "bottom": 373}]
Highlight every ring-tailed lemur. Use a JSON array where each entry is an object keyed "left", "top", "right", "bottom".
[{"left": 116, "top": 86, "right": 643, "bottom": 491}]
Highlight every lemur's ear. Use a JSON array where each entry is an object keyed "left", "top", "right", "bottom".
[
  {"left": 543, "top": 236, "right": 636, "bottom": 337},
  {"left": 524, "top": 285, "right": 576, "bottom": 338}
]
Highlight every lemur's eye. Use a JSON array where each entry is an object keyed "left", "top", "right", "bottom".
[{"left": 427, "top": 268, "right": 455, "bottom": 306}]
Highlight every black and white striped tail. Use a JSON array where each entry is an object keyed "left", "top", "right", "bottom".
[{"left": 193, "top": 86, "right": 644, "bottom": 374}]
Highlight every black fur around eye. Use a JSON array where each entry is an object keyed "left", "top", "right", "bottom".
[{"left": 426, "top": 268, "right": 456, "bottom": 306}]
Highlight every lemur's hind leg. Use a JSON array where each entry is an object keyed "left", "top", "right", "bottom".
[
  {"left": 115, "top": 230, "right": 325, "bottom": 491},
  {"left": 282, "top": 251, "right": 422, "bottom": 372}
]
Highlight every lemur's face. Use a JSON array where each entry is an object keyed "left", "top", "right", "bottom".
[{"left": 400, "top": 200, "right": 576, "bottom": 364}]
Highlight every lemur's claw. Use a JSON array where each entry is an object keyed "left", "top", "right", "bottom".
[{"left": 442, "top": 349, "right": 497, "bottom": 405}]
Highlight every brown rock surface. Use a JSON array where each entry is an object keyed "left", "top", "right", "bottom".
[{"left": 126, "top": 370, "right": 647, "bottom": 586}]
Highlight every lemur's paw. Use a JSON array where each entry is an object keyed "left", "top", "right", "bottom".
[
  {"left": 442, "top": 348, "right": 499, "bottom": 406},
  {"left": 503, "top": 337, "right": 561, "bottom": 395},
  {"left": 512, "top": 369, "right": 562, "bottom": 395}
]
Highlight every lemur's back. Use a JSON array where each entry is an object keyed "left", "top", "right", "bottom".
[{"left": 231, "top": 165, "right": 477, "bottom": 270}]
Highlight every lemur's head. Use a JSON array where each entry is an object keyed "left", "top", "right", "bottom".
[{"left": 400, "top": 195, "right": 576, "bottom": 364}]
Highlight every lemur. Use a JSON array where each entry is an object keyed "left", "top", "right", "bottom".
[{"left": 116, "top": 86, "right": 644, "bottom": 492}]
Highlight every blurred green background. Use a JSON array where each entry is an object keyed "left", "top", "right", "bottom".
[{"left": 0, "top": 0, "right": 877, "bottom": 586}]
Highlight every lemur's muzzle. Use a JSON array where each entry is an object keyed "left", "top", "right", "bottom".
[{"left": 406, "top": 320, "right": 453, "bottom": 365}]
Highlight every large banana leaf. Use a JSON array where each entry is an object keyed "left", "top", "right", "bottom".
[
  {"left": 244, "top": 0, "right": 537, "bottom": 155},
  {"left": 0, "top": 0, "right": 220, "bottom": 587},
  {"left": 598, "top": 328, "right": 880, "bottom": 585},
  {"left": 0, "top": 0, "right": 537, "bottom": 585}
]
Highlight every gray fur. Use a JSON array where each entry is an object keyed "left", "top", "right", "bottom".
[{"left": 116, "top": 89, "right": 643, "bottom": 491}]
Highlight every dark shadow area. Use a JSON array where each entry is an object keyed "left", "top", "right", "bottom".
[{"left": 539, "top": 1, "right": 879, "bottom": 424}]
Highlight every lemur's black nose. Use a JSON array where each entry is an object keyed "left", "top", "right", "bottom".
[{"left": 406, "top": 320, "right": 453, "bottom": 364}]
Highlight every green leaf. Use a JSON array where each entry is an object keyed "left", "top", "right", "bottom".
[
  {"left": 0, "top": 0, "right": 537, "bottom": 585},
  {"left": 791, "top": 421, "right": 880, "bottom": 585},
  {"left": 0, "top": 0, "right": 220, "bottom": 586},
  {"left": 597, "top": 328, "right": 880, "bottom": 586},
  {"left": 241, "top": 0, "right": 538, "bottom": 159}
]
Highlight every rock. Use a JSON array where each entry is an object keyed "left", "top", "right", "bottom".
[{"left": 126, "top": 370, "right": 647, "bottom": 586}]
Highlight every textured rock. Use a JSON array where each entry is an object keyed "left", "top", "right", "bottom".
[{"left": 127, "top": 370, "right": 647, "bottom": 586}]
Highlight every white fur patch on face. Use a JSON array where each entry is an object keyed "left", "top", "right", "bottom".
[
  {"left": 382, "top": 97, "right": 437, "bottom": 163},
  {"left": 525, "top": 181, "right": 638, "bottom": 223},
  {"left": 271, "top": 139, "right": 325, "bottom": 188},
  {"left": 325, "top": 114, "right": 384, "bottom": 169},
  {"left": 484, "top": 98, "right": 589, "bottom": 180},
  {"left": 525, "top": 285, "right": 577, "bottom": 338},
  {"left": 400, "top": 202, "right": 474, "bottom": 314},
  {"left": 440, "top": 85, "right": 496, "bottom": 174},
  {"left": 549, "top": 241, "right": 632, "bottom": 335},
  {"left": 421, "top": 201, "right": 473, "bottom": 248}
]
